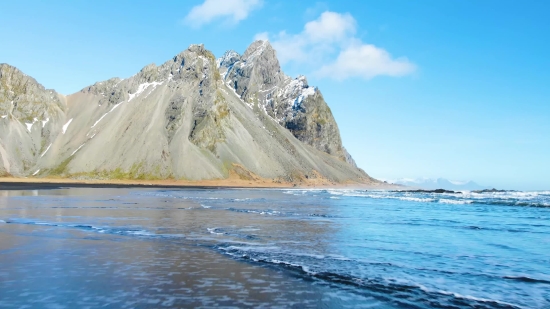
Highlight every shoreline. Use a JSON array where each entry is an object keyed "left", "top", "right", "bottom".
[{"left": 0, "top": 177, "right": 400, "bottom": 191}]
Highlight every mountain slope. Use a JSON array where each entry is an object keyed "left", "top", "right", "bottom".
[
  {"left": 0, "top": 42, "right": 374, "bottom": 184},
  {"left": 0, "top": 64, "right": 66, "bottom": 176},
  {"left": 218, "top": 41, "right": 355, "bottom": 165}
]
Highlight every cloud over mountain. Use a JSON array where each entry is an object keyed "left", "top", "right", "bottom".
[
  {"left": 316, "top": 40, "right": 416, "bottom": 80},
  {"left": 257, "top": 11, "right": 416, "bottom": 80},
  {"left": 185, "top": 0, "right": 262, "bottom": 27}
]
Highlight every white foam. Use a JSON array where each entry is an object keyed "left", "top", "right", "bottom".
[
  {"left": 398, "top": 197, "right": 435, "bottom": 203},
  {"left": 420, "top": 286, "right": 523, "bottom": 309},
  {"left": 439, "top": 199, "right": 472, "bottom": 205},
  {"left": 62, "top": 118, "right": 73, "bottom": 134},
  {"left": 126, "top": 230, "right": 154, "bottom": 236},
  {"left": 207, "top": 227, "right": 224, "bottom": 235}
]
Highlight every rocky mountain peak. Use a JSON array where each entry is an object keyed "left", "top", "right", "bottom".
[
  {"left": 217, "top": 50, "right": 241, "bottom": 69},
  {"left": 0, "top": 63, "right": 65, "bottom": 122},
  {"left": 242, "top": 40, "right": 274, "bottom": 60},
  {"left": 188, "top": 43, "right": 206, "bottom": 53},
  {"left": 0, "top": 43, "right": 371, "bottom": 184},
  {"left": 217, "top": 41, "right": 352, "bottom": 164}
]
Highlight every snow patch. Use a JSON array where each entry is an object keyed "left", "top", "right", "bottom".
[
  {"left": 91, "top": 102, "right": 123, "bottom": 128},
  {"left": 40, "top": 143, "right": 52, "bottom": 157},
  {"left": 292, "top": 86, "right": 316, "bottom": 110},
  {"left": 25, "top": 122, "right": 33, "bottom": 132},
  {"left": 1, "top": 115, "right": 6, "bottom": 119},
  {"left": 128, "top": 81, "right": 163, "bottom": 102},
  {"left": 217, "top": 50, "right": 240, "bottom": 69},
  {"left": 448, "top": 180, "right": 468, "bottom": 185},
  {"left": 41, "top": 117, "right": 49, "bottom": 128},
  {"left": 32, "top": 169, "right": 40, "bottom": 176},
  {"left": 62, "top": 119, "right": 73, "bottom": 134},
  {"left": 70, "top": 144, "right": 85, "bottom": 156}
]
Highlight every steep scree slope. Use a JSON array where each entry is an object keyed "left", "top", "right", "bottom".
[{"left": 0, "top": 42, "right": 373, "bottom": 184}]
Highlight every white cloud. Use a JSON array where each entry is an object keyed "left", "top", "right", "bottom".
[
  {"left": 303, "top": 11, "right": 356, "bottom": 43},
  {"left": 259, "top": 11, "right": 416, "bottom": 80},
  {"left": 185, "top": 0, "right": 262, "bottom": 27},
  {"left": 316, "top": 41, "right": 417, "bottom": 80},
  {"left": 253, "top": 32, "right": 269, "bottom": 41}
]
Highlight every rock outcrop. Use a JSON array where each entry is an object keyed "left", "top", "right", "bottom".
[
  {"left": 218, "top": 41, "right": 351, "bottom": 163},
  {"left": 0, "top": 64, "right": 66, "bottom": 176},
  {"left": 0, "top": 41, "right": 374, "bottom": 185}
]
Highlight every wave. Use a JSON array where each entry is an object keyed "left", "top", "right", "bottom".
[
  {"left": 224, "top": 207, "right": 335, "bottom": 218},
  {"left": 218, "top": 245, "right": 523, "bottom": 309},
  {"left": 439, "top": 199, "right": 473, "bottom": 205},
  {"left": 3, "top": 218, "right": 185, "bottom": 239},
  {"left": 225, "top": 207, "right": 283, "bottom": 216},
  {"left": 502, "top": 276, "right": 550, "bottom": 284},
  {"left": 319, "top": 189, "right": 550, "bottom": 208}
]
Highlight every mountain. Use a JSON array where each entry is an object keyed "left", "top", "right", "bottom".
[
  {"left": 0, "top": 41, "right": 374, "bottom": 185},
  {"left": 391, "top": 178, "right": 489, "bottom": 191}
]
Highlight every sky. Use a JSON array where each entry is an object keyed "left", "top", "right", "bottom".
[{"left": 1, "top": 0, "right": 549, "bottom": 190}]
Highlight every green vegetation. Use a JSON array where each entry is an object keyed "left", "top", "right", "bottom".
[
  {"left": 49, "top": 156, "right": 74, "bottom": 175},
  {"left": 67, "top": 162, "right": 170, "bottom": 180}
]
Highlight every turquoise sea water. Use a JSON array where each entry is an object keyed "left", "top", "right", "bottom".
[{"left": 1, "top": 187, "right": 549, "bottom": 308}]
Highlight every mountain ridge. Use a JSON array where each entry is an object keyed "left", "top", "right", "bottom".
[
  {"left": 0, "top": 41, "right": 376, "bottom": 185},
  {"left": 391, "top": 177, "right": 489, "bottom": 191}
]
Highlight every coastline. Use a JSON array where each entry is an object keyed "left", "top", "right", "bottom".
[{"left": 0, "top": 176, "right": 400, "bottom": 190}]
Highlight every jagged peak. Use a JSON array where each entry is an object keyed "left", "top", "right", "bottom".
[
  {"left": 170, "top": 44, "right": 214, "bottom": 65},
  {"left": 0, "top": 63, "right": 53, "bottom": 95},
  {"left": 0, "top": 63, "right": 18, "bottom": 71},
  {"left": 188, "top": 43, "right": 205, "bottom": 53},
  {"left": 140, "top": 63, "right": 157, "bottom": 73},
  {"left": 242, "top": 40, "right": 274, "bottom": 61},
  {"left": 217, "top": 50, "right": 241, "bottom": 68},
  {"left": 1, "top": 63, "right": 29, "bottom": 79}
]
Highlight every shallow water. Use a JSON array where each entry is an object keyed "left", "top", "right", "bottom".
[{"left": 0, "top": 188, "right": 549, "bottom": 308}]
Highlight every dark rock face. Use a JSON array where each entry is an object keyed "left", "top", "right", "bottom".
[
  {"left": 218, "top": 40, "right": 355, "bottom": 165},
  {"left": 472, "top": 188, "right": 513, "bottom": 193}
]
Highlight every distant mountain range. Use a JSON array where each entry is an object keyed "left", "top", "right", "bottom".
[
  {"left": 390, "top": 178, "right": 489, "bottom": 191},
  {"left": 0, "top": 41, "right": 374, "bottom": 185}
]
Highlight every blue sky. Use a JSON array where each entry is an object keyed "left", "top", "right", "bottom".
[{"left": 1, "top": 0, "right": 549, "bottom": 190}]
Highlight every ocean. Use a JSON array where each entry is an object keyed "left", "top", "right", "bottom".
[{"left": 0, "top": 187, "right": 549, "bottom": 308}]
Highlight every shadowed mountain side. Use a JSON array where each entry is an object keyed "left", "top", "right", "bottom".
[{"left": 0, "top": 43, "right": 375, "bottom": 185}]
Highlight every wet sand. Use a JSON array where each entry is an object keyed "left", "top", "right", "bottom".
[
  {"left": 1, "top": 223, "right": 377, "bottom": 308},
  {"left": 0, "top": 176, "right": 399, "bottom": 190},
  {"left": 0, "top": 187, "right": 389, "bottom": 308}
]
